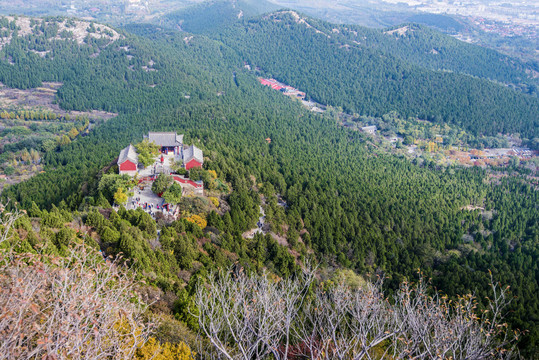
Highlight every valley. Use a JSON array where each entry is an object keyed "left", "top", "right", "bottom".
[
  {"left": 0, "top": 80, "right": 116, "bottom": 193},
  {"left": 0, "top": 4, "right": 537, "bottom": 359},
  {"left": 256, "top": 71, "right": 539, "bottom": 173},
  {"left": 271, "top": 0, "right": 539, "bottom": 62}
]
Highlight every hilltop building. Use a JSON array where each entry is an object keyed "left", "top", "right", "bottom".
[
  {"left": 118, "top": 144, "right": 139, "bottom": 176},
  {"left": 145, "top": 132, "right": 184, "bottom": 154},
  {"left": 118, "top": 132, "right": 204, "bottom": 175},
  {"left": 183, "top": 144, "right": 204, "bottom": 170}
]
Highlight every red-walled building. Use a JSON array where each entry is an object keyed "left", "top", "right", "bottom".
[
  {"left": 118, "top": 144, "right": 139, "bottom": 176},
  {"left": 145, "top": 132, "right": 184, "bottom": 154},
  {"left": 118, "top": 134, "right": 203, "bottom": 177},
  {"left": 182, "top": 144, "right": 203, "bottom": 170}
]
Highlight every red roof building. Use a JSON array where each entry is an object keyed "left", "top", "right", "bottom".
[{"left": 259, "top": 78, "right": 285, "bottom": 91}]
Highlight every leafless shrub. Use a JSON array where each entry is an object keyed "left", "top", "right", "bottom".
[
  {"left": 293, "top": 278, "right": 399, "bottom": 359},
  {"left": 0, "top": 208, "right": 19, "bottom": 245},
  {"left": 0, "top": 212, "right": 153, "bottom": 360},
  {"left": 195, "top": 267, "right": 316, "bottom": 360},
  {"left": 197, "top": 268, "right": 518, "bottom": 359},
  {"left": 391, "top": 276, "right": 517, "bottom": 359}
]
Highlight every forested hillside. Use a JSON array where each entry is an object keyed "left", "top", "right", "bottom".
[
  {"left": 161, "top": 0, "right": 278, "bottom": 34},
  {"left": 162, "top": 5, "right": 538, "bottom": 92},
  {"left": 0, "top": 14, "right": 538, "bottom": 357},
  {"left": 212, "top": 11, "right": 538, "bottom": 139},
  {"left": 339, "top": 22, "right": 538, "bottom": 95}
]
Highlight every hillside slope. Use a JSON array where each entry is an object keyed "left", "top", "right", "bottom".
[
  {"left": 213, "top": 11, "right": 538, "bottom": 139},
  {"left": 329, "top": 21, "right": 538, "bottom": 95},
  {"left": 0, "top": 16, "right": 238, "bottom": 112},
  {"left": 0, "top": 17, "right": 538, "bottom": 356},
  {"left": 161, "top": 0, "right": 279, "bottom": 34},
  {"left": 163, "top": 4, "right": 538, "bottom": 95}
]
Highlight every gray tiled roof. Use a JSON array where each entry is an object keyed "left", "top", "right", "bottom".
[
  {"left": 147, "top": 132, "right": 184, "bottom": 147},
  {"left": 183, "top": 145, "right": 203, "bottom": 164},
  {"left": 118, "top": 144, "right": 138, "bottom": 165},
  {"left": 361, "top": 126, "right": 377, "bottom": 132}
]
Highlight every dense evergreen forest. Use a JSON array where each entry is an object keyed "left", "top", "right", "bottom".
[
  {"left": 169, "top": 3, "right": 538, "bottom": 96},
  {"left": 212, "top": 12, "right": 538, "bottom": 139},
  {"left": 161, "top": 0, "right": 278, "bottom": 34},
  {"left": 0, "top": 15, "right": 537, "bottom": 356},
  {"left": 343, "top": 22, "right": 538, "bottom": 95}
]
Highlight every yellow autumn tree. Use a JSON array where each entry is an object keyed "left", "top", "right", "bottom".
[
  {"left": 209, "top": 197, "right": 219, "bottom": 207},
  {"left": 185, "top": 214, "right": 207, "bottom": 229},
  {"left": 114, "top": 188, "right": 128, "bottom": 205},
  {"left": 19, "top": 149, "right": 31, "bottom": 162},
  {"left": 136, "top": 337, "right": 195, "bottom": 360},
  {"left": 30, "top": 149, "right": 40, "bottom": 163},
  {"left": 58, "top": 134, "right": 71, "bottom": 147},
  {"left": 207, "top": 170, "right": 217, "bottom": 179},
  {"left": 68, "top": 127, "right": 79, "bottom": 139}
]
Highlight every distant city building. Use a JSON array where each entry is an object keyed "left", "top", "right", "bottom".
[
  {"left": 360, "top": 125, "right": 377, "bottom": 135},
  {"left": 118, "top": 144, "right": 139, "bottom": 176}
]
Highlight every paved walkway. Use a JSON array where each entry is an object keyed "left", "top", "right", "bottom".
[
  {"left": 139, "top": 152, "right": 178, "bottom": 177},
  {"left": 120, "top": 152, "right": 195, "bottom": 219},
  {"left": 125, "top": 182, "right": 177, "bottom": 219},
  {"left": 243, "top": 205, "right": 268, "bottom": 239}
]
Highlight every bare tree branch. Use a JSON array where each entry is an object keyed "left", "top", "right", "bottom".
[
  {"left": 0, "top": 210, "right": 154, "bottom": 360},
  {"left": 197, "top": 267, "right": 518, "bottom": 360}
]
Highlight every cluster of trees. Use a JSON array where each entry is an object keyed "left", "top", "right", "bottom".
[
  {"left": 152, "top": 174, "right": 173, "bottom": 195},
  {"left": 189, "top": 167, "right": 227, "bottom": 192},
  {"left": 163, "top": 183, "right": 183, "bottom": 204},
  {"left": 0, "top": 109, "right": 90, "bottom": 122},
  {"left": 151, "top": 173, "right": 183, "bottom": 204},
  {"left": 98, "top": 173, "right": 136, "bottom": 205},
  {"left": 0, "top": 211, "right": 196, "bottom": 360},
  {"left": 0, "top": 114, "right": 90, "bottom": 175},
  {"left": 0, "top": 147, "right": 41, "bottom": 177},
  {"left": 0, "top": 16, "right": 537, "bottom": 355},
  {"left": 8, "top": 148, "right": 40, "bottom": 164},
  {"left": 0, "top": 116, "right": 88, "bottom": 141},
  {"left": 350, "top": 110, "right": 515, "bottom": 150}
]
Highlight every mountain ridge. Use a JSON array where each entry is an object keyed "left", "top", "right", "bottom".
[
  {"left": 209, "top": 10, "right": 538, "bottom": 139},
  {"left": 160, "top": 0, "right": 279, "bottom": 34},
  {"left": 258, "top": 10, "right": 538, "bottom": 94},
  {"left": 0, "top": 12, "right": 538, "bottom": 356}
]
